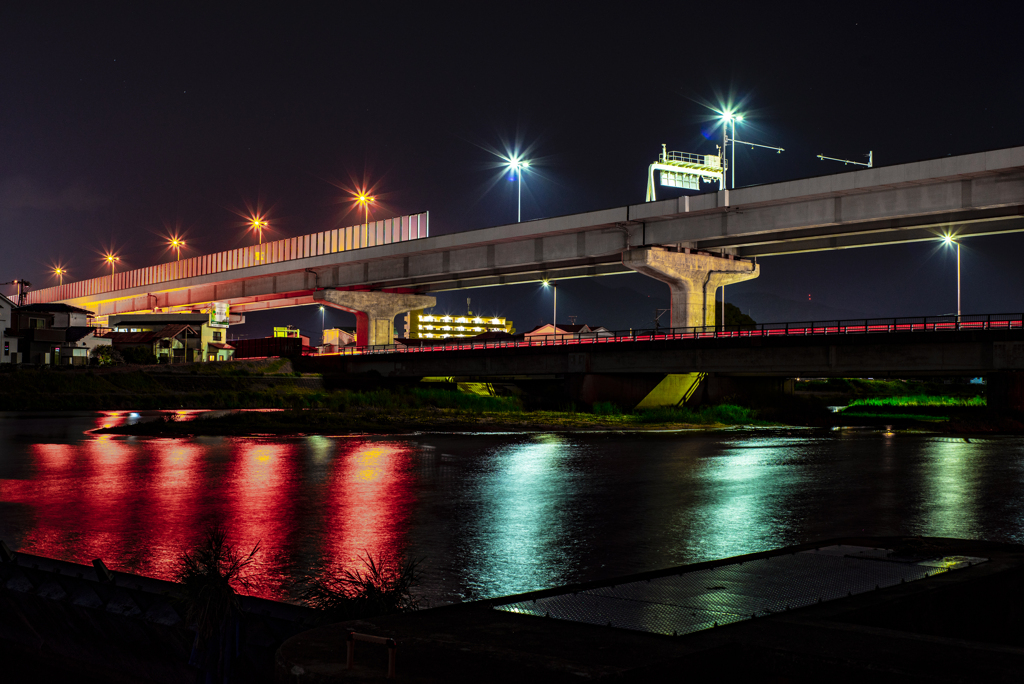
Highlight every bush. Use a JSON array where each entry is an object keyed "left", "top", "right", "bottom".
[
  {"left": 592, "top": 401, "right": 622, "bottom": 416},
  {"left": 175, "top": 526, "right": 260, "bottom": 637},
  {"left": 90, "top": 345, "right": 124, "bottom": 366},
  {"left": 120, "top": 346, "right": 158, "bottom": 365},
  {"left": 176, "top": 526, "right": 260, "bottom": 679},
  {"left": 299, "top": 552, "right": 423, "bottom": 621}
]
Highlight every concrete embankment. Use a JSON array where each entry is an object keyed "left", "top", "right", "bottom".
[
  {"left": 0, "top": 546, "right": 317, "bottom": 683},
  {"left": 276, "top": 537, "right": 1024, "bottom": 683}
]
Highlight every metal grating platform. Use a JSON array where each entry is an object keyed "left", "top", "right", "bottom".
[{"left": 494, "top": 546, "right": 987, "bottom": 637}]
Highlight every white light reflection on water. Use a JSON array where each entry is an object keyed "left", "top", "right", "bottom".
[
  {"left": 460, "top": 435, "right": 581, "bottom": 599},
  {"left": 676, "top": 436, "right": 812, "bottom": 562},
  {"left": 913, "top": 438, "right": 980, "bottom": 538}
]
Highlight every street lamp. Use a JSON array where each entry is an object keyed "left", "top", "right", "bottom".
[
  {"left": 356, "top": 193, "right": 375, "bottom": 244},
  {"left": 169, "top": 237, "right": 185, "bottom": 261},
  {"left": 542, "top": 280, "right": 557, "bottom": 334},
  {"left": 104, "top": 253, "right": 120, "bottom": 281},
  {"left": 718, "top": 109, "right": 784, "bottom": 189},
  {"left": 319, "top": 305, "right": 326, "bottom": 344},
  {"left": 250, "top": 216, "right": 268, "bottom": 245},
  {"left": 943, "top": 235, "right": 961, "bottom": 318},
  {"left": 356, "top": 193, "right": 375, "bottom": 225},
  {"left": 52, "top": 266, "right": 66, "bottom": 286},
  {"left": 505, "top": 156, "right": 531, "bottom": 222},
  {"left": 720, "top": 111, "right": 743, "bottom": 190}
]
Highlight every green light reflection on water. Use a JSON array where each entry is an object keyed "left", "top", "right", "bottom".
[
  {"left": 461, "top": 434, "right": 579, "bottom": 599},
  {"left": 914, "top": 437, "right": 979, "bottom": 538},
  {"left": 678, "top": 436, "right": 810, "bottom": 563}
]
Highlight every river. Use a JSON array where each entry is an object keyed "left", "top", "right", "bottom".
[{"left": 1, "top": 411, "right": 1023, "bottom": 606}]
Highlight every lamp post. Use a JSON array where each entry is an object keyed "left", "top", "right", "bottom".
[
  {"left": 719, "top": 109, "right": 783, "bottom": 190},
  {"left": 169, "top": 238, "right": 185, "bottom": 261},
  {"left": 356, "top": 193, "right": 375, "bottom": 244},
  {"left": 506, "top": 156, "right": 531, "bottom": 222},
  {"left": 53, "top": 267, "right": 66, "bottom": 286},
  {"left": 104, "top": 254, "right": 120, "bottom": 286},
  {"left": 720, "top": 111, "right": 744, "bottom": 189},
  {"left": 319, "top": 305, "right": 326, "bottom": 345},
  {"left": 543, "top": 280, "right": 557, "bottom": 336},
  {"left": 944, "top": 235, "right": 961, "bottom": 318}
]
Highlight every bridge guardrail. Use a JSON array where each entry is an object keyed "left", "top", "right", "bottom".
[{"left": 315, "top": 313, "right": 1024, "bottom": 358}]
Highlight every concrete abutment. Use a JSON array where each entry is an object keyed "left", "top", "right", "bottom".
[
  {"left": 987, "top": 371, "right": 1024, "bottom": 412},
  {"left": 622, "top": 247, "right": 759, "bottom": 329}
]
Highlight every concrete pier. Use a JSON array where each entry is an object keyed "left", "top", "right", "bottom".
[
  {"left": 314, "top": 290, "right": 436, "bottom": 347},
  {"left": 623, "top": 247, "right": 759, "bottom": 329}
]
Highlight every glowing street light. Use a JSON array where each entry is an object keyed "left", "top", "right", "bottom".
[
  {"left": 319, "top": 305, "right": 326, "bottom": 344},
  {"left": 943, "top": 234, "right": 961, "bottom": 318},
  {"left": 250, "top": 216, "right": 268, "bottom": 244},
  {"left": 168, "top": 237, "right": 186, "bottom": 261},
  {"left": 718, "top": 109, "right": 783, "bottom": 189},
  {"left": 542, "top": 279, "right": 557, "bottom": 332},
  {"left": 103, "top": 253, "right": 120, "bottom": 280},
  {"left": 720, "top": 110, "right": 743, "bottom": 190},
  {"left": 356, "top": 193, "right": 375, "bottom": 225},
  {"left": 505, "top": 155, "right": 531, "bottom": 222},
  {"left": 52, "top": 266, "right": 67, "bottom": 286}
]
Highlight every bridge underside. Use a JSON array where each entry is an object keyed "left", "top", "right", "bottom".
[{"left": 295, "top": 329, "right": 1024, "bottom": 409}]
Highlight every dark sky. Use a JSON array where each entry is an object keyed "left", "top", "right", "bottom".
[{"left": 2, "top": 4, "right": 1023, "bottom": 337}]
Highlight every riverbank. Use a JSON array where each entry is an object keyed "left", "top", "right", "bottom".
[
  {"left": 276, "top": 536, "right": 1024, "bottom": 683},
  {"left": 94, "top": 403, "right": 768, "bottom": 436}
]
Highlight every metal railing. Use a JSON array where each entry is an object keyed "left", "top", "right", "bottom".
[
  {"left": 660, "top": 151, "right": 720, "bottom": 168},
  {"left": 319, "top": 313, "right": 1024, "bottom": 358},
  {"left": 25, "top": 211, "right": 430, "bottom": 305}
]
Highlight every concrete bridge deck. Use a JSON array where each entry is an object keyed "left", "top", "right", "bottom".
[{"left": 23, "top": 146, "right": 1024, "bottom": 321}]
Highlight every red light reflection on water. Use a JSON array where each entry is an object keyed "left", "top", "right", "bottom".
[
  {"left": 2, "top": 432, "right": 418, "bottom": 601},
  {"left": 143, "top": 439, "right": 204, "bottom": 580},
  {"left": 222, "top": 441, "right": 300, "bottom": 598},
  {"left": 324, "top": 440, "right": 415, "bottom": 573}
]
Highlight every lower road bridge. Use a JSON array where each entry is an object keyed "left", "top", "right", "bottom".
[{"left": 295, "top": 315, "right": 1024, "bottom": 411}]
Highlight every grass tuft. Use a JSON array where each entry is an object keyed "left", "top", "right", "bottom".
[{"left": 299, "top": 552, "right": 423, "bottom": 621}]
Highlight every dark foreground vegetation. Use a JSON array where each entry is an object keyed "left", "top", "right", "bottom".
[{"left": 5, "top": 360, "right": 1019, "bottom": 433}]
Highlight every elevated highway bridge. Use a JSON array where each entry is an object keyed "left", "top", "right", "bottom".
[{"left": 22, "top": 146, "right": 1024, "bottom": 345}]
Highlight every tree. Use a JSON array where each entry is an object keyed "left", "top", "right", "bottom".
[
  {"left": 714, "top": 302, "right": 757, "bottom": 329},
  {"left": 120, "top": 345, "right": 158, "bottom": 365},
  {"left": 89, "top": 345, "right": 124, "bottom": 366}
]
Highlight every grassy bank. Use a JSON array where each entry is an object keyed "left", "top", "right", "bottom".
[{"left": 96, "top": 396, "right": 769, "bottom": 437}]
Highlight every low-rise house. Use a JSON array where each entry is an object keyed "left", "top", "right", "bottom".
[
  {"left": 0, "top": 293, "right": 19, "bottom": 364},
  {"left": 60, "top": 327, "right": 112, "bottom": 366},
  {"left": 523, "top": 324, "right": 612, "bottom": 340},
  {"left": 107, "top": 313, "right": 234, "bottom": 362},
  {"left": 101, "top": 324, "right": 201, "bottom": 364}
]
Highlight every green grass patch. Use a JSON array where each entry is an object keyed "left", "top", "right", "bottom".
[
  {"left": 592, "top": 401, "right": 622, "bottom": 416},
  {"left": 847, "top": 394, "right": 985, "bottom": 408}
]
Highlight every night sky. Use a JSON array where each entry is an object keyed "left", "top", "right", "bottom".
[{"left": 2, "top": 4, "right": 1022, "bottom": 339}]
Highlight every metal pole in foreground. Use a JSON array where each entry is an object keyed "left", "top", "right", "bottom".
[
  {"left": 731, "top": 120, "right": 736, "bottom": 189},
  {"left": 553, "top": 283, "right": 557, "bottom": 331},
  {"left": 517, "top": 168, "right": 522, "bottom": 223},
  {"left": 721, "top": 123, "right": 728, "bottom": 191},
  {"left": 957, "top": 240, "right": 961, "bottom": 319},
  {"left": 721, "top": 285, "right": 725, "bottom": 331}
]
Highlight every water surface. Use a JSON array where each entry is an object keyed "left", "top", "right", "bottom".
[{"left": 1, "top": 411, "right": 1023, "bottom": 605}]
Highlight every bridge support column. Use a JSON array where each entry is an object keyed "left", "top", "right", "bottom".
[
  {"left": 987, "top": 372, "right": 1024, "bottom": 412},
  {"left": 623, "top": 247, "right": 759, "bottom": 329},
  {"left": 314, "top": 290, "right": 436, "bottom": 347}
]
